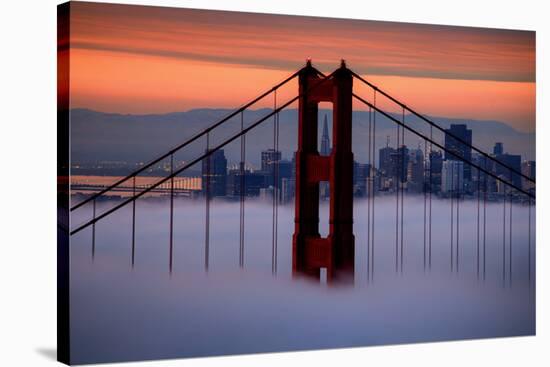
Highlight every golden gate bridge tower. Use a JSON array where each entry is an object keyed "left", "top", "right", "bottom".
[{"left": 292, "top": 60, "right": 355, "bottom": 283}]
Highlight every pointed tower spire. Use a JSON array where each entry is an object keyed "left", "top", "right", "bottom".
[{"left": 320, "top": 114, "right": 331, "bottom": 156}]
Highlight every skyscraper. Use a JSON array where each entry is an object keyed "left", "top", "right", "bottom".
[
  {"left": 493, "top": 142, "right": 503, "bottom": 155},
  {"left": 444, "top": 124, "right": 472, "bottom": 181},
  {"left": 493, "top": 144, "right": 522, "bottom": 189},
  {"left": 429, "top": 150, "right": 443, "bottom": 193},
  {"left": 226, "top": 168, "right": 266, "bottom": 197},
  {"left": 522, "top": 160, "right": 536, "bottom": 191},
  {"left": 202, "top": 149, "right": 227, "bottom": 196},
  {"left": 407, "top": 148, "right": 424, "bottom": 193},
  {"left": 379, "top": 145, "right": 396, "bottom": 177},
  {"left": 320, "top": 114, "right": 331, "bottom": 156},
  {"left": 261, "top": 149, "right": 281, "bottom": 172},
  {"left": 390, "top": 145, "right": 409, "bottom": 183},
  {"left": 353, "top": 161, "right": 369, "bottom": 196},
  {"left": 281, "top": 177, "right": 295, "bottom": 202},
  {"left": 441, "top": 160, "right": 464, "bottom": 194},
  {"left": 261, "top": 149, "right": 281, "bottom": 187}
]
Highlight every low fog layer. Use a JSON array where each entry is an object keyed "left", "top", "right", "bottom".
[{"left": 70, "top": 198, "right": 535, "bottom": 363}]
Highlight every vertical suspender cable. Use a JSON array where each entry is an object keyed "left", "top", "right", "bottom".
[
  {"left": 503, "top": 185, "right": 506, "bottom": 286},
  {"left": 456, "top": 164, "right": 460, "bottom": 273},
  {"left": 239, "top": 111, "right": 245, "bottom": 268},
  {"left": 395, "top": 105, "right": 400, "bottom": 274},
  {"left": 275, "top": 91, "right": 280, "bottom": 274},
  {"left": 132, "top": 176, "right": 136, "bottom": 268},
  {"left": 429, "top": 126, "right": 433, "bottom": 270},
  {"left": 509, "top": 172, "right": 513, "bottom": 286},
  {"left": 400, "top": 108, "right": 405, "bottom": 274},
  {"left": 483, "top": 159, "right": 487, "bottom": 281},
  {"left": 92, "top": 198, "right": 96, "bottom": 260},
  {"left": 451, "top": 162, "right": 454, "bottom": 273},
  {"left": 371, "top": 91, "right": 377, "bottom": 281},
  {"left": 528, "top": 197, "right": 531, "bottom": 284},
  {"left": 423, "top": 138, "right": 427, "bottom": 272},
  {"left": 205, "top": 132, "right": 210, "bottom": 271},
  {"left": 169, "top": 153, "right": 174, "bottom": 274},
  {"left": 477, "top": 169, "right": 480, "bottom": 279},
  {"left": 367, "top": 105, "right": 372, "bottom": 282},
  {"left": 271, "top": 90, "right": 277, "bottom": 275}
]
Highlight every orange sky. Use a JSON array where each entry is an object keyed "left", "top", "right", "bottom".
[{"left": 66, "top": 2, "right": 536, "bottom": 132}]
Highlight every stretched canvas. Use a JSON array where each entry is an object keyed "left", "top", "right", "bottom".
[{"left": 57, "top": 1, "right": 536, "bottom": 365}]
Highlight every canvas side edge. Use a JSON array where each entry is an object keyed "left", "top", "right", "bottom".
[{"left": 57, "top": 1, "right": 71, "bottom": 365}]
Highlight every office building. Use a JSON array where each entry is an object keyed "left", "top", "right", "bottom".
[
  {"left": 226, "top": 168, "right": 266, "bottom": 197},
  {"left": 522, "top": 160, "right": 536, "bottom": 191},
  {"left": 281, "top": 177, "right": 295, "bottom": 203},
  {"left": 201, "top": 149, "right": 227, "bottom": 197},
  {"left": 444, "top": 124, "right": 472, "bottom": 181},
  {"left": 493, "top": 142, "right": 503, "bottom": 155},
  {"left": 407, "top": 149, "right": 424, "bottom": 193},
  {"left": 261, "top": 149, "right": 282, "bottom": 187},
  {"left": 353, "top": 162, "right": 370, "bottom": 196},
  {"left": 441, "top": 160, "right": 464, "bottom": 194},
  {"left": 492, "top": 143, "right": 522, "bottom": 189},
  {"left": 390, "top": 145, "right": 409, "bottom": 183},
  {"left": 379, "top": 145, "right": 395, "bottom": 177},
  {"left": 425, "top": 150, "right": 443, "bottom": 193}
]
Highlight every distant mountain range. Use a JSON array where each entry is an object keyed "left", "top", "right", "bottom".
[{"left": 70, "top": 108, "right": 535, "bottom": 167}]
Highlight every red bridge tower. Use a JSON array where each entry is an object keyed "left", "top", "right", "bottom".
[{"left": 292, "top": 61, "right": 355, "bottom": 283}]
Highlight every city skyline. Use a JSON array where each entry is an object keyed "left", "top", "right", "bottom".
[{"left": 72, "top": 130, "right": 535, "bottom": 202}]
